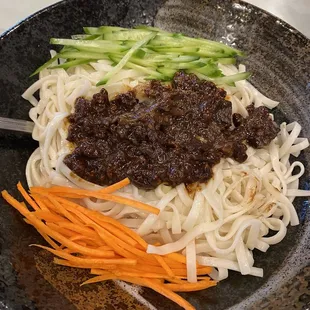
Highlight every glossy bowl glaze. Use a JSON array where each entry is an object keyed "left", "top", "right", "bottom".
[{"left": 0, "top": 0, "right": 309, "bottom": 309}]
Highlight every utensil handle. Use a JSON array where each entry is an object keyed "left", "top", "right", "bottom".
[{"left": 0, "top": 117, "right": 34, "bottom": 134}]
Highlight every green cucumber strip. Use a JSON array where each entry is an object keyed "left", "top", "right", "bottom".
[
  {"left": 144, "top": 75, "right": 171, "bottom": 81},
  {"left": 71, "top": 34, "right": 100, "bottom": 40},
  {"left": 124, "top": 62, "right": 164, "bottom": 79},
  {"left": 216, "top": 57, "right": 236, "bottom": 65},
  {"left": 194, "top": 60, "right": 223, "bottom": 77},
  {"left": 148, "top": 46, "right": 199, "bottom": 53},
  {"left": 149, "top": 33, "right": 244, "bottom": 56},
  {"left": 146, "top": 55, "right": 200, "bottom": 63},
  {"left": 195, "top": 66, "right": 223, "bottom": 78},
  {"left": 149, "top": 35, "right": 224, "bottom": 51},
  {"left": 211, "top": 72, "right": 251, "bottom": 85},
  {"left": 50, "top": 38, "right": 131, "bottom": 51},
  {"left": 133, "top": 49, "right": 146, "bottom": 58},
  {"left": 175, "top": 35, "right": 244, "bottom": 56},
  {"left": 127, "top": 57, "right": 159, "bottom": 68},
  {"left": 83, "top": 26, "right": 125, "bottom": 34},
  {"left": 187, "top": 71, "right": 250, "bottom": 85},
  {"left": 97, "top": 32, "right": 157, "bottom": 86},
  {"left": 161, "top": 61, "right": 206, "bottom": 70},
  {"left": 59, "top": 51, "right": 109, "bottom": 60},
  {"left": 103, "top": 30, "right": 152, "bottom": 41},
  {"left": 196, "top": 48, "right": 234, "bottom": 58},
  {"left": 30, "top": 54, "right": 59, "bottom": 76},
  {"left": 49, "top": 59, "right": 93, "bottom": 70},
  {"left": 156, "top": 67, "right": 176, "bottom": 76},
  {"left": 188, "top": 71, "right": 211, "bottom": 81}
]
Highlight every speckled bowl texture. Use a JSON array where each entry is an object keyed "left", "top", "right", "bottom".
[{"left": 0, "top": 0, "right": 309, "bottom": 309}]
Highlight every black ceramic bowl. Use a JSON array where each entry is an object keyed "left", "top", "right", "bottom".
[{"left": 0, "top": 0, "right": 309, "bottom": 309}]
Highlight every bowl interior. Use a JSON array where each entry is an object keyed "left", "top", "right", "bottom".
[{"left": 0, "top": 0, "right": 309, "bottom": 309}]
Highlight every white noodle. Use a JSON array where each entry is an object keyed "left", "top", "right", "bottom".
[{"left": 23, "top": 57, "right": 310, "bottom": 281}]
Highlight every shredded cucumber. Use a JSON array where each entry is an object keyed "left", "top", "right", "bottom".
[
  {"left": 50, "top": 59, "right": 92, "bottom": 70},
  {"left": 103, "top": 30, "right": 153, "bottom": 41},
  {"left": 97, "top": 33, "right": 157, "bottom": 85},
  {"left": 33, "top": 25, "right": 249, "bottom": 86}
]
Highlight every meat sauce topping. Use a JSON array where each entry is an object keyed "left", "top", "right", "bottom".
[{"left": 64, "top": 72, "right": 279, "bottom": 189}]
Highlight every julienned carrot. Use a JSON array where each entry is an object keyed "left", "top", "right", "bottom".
[
  {"left": 164, "top": 280, "right": 217, "bottom": 292},
  {"left": 54, "top": 258, "right": 117, "bottom": 269},
  {"left": 31, "top": 185, "right": 159, "bottom": 215},
  {"left": 81, "top": 273, "right": 118, "bottom": 285},
  {"left": 96, "top": 275, "right": 195, "bottom": 310},
  {"left": 33, "top": 210, "right": 68, "bottom": 223},
  {"left": 45, "top": 222, "right": 77, "bottom": 238},
  {"left": 2, "top": 191, "right": 116, "bottom": 258},
  {"left": 99, "top": 194, "right": 159, "bottom": 215},
  {"left": 2, "top": 183, "right": 216, "bottom": 310},
  {"left": 88, "top": 219, "right": 137, "bottom": 247},
  {"left": 89, "top": 224, "right": 137, "bottom": 259},
  {"left": 17, "top": 182, "right": 40, "bottom": 211},
  {"left": 33, "top": 244, "right": 135, "bottom": 265},
  {"left": 29, "top": 194, "right": 50, "bottom": 211},
  {"left": 99, "top": 178, "right": 130, "bottom": 194},
  {"left": 56, "top": 222, "right": 101, "bottom": 239},
  {"left": 154, "top": 255, "right": 175, "bottom": 278},
  {"left": 54, "top": 196, "right": 148, "bottom": 249},
  {"left": 44, "top": 194, "right": 85, "bottom": 225},
  {"left": 40, "top": 178, "right": 130, "bottom": 197},
  {"left": 89, "top": 223, "right": 154, "bottom": 260}
]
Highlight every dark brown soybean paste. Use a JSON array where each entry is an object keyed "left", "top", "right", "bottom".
[{"left": 64, "top": 72, "right": 278, "bottom": 189}]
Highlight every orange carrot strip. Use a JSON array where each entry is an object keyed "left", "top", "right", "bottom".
[
  {"left": 89, "top": 224, "right": 136, "bottom": 259},
  {"left": 165, "top": 277, "right": 187, "bottom": 284},
  {"left": 97, "top": 194, "right": 159, "bottom": 215},
  {"left": 90, "top": 268, "right": 116, "bottom": 275},
  {"left": 141, "top": 278, "right": 195, "bottom": 310},
  {"left": 24, "top": 219, "right": 60, "bottom": 250},
  {"left": 38, "top": 233, "right": 60, "bottom": 250},
  {"left": 33, "top": 244, "right": 135, "bottom": 265},
  {"left": 30, "top": 193, "right": 49, "bottom": 211},
  {"left": 88, "top": 223, "right": 153, "bottom": 260},
  {"left": 113, "top": 276, "right": 195, "bottom": 310},
  {"left": 95, "top": 222, "right": 137, "bottom": 247},
  {"left": 54, "top": 196, "right": 148, "bottom": 249},
  {"left": 33, "top": 187, "right": 159, "bottom": 215},
  {"left": 54, "top": 258, "right": 117, "bottom": 269},
  {"left": 87, "top": 218, "right": 137, "bottom": 247},
  {"left": 67, "top": 235, "right": 101, "bottom": 248},
  {"left": 3, "top": 191, "right": 117, "bottom": 258},
  {"left": 81, "top": 273, "right": 118, "bottom": 285},
  {"left": 154, "top": 255, "right": 175, "bottom": 277},
  {"left": 97, "top": 245, "right": 113, "bottom": 251},
  {"left": 91, "top": 268, "right": 173, "bottom": 279},
  {"left": 163, "top": 280, "right": 217, "bottom": 292},
  {"left": 56, "top": 222, "right": 103, "bottom": 241},
  {"left": 165, "top": 253, "right": 187, "bottom": 264},
  {"left": 99, "top": 178, "right": 130, "bottom": 194},
  {"left": 17, "top": 182, "right": 40, "bottom": 211},
  {"left": 2, "top": 190, "right": 32, "bottom": 214},
  {"left": 44, "top": 178, "right": 130, "bottom": 196},
  {"left": 33, "top": 210, "right": 68, "bottom": 223},
  {"left": 45, "top": 194, "right": 84, "bottom": 225},
  {"left": 87, "top": 215, "right": 147, "bottom": 249},
  {"left": 118, "top": 265, "right": 167, "bottom": 275},
  {"left": 114, "top": 270, "right": 176, "bottom": 279},
  {"left": 45, "top": 222, "right": 77, "bottom": 238}
]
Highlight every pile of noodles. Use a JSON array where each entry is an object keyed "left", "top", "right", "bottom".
[{"left": 23, "top": 54, "right": 310, "bottom": 282}]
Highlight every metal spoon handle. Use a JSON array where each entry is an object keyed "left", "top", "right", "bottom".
[{"left": 0, "top": 117, "right": 34, "bottom": 134}]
